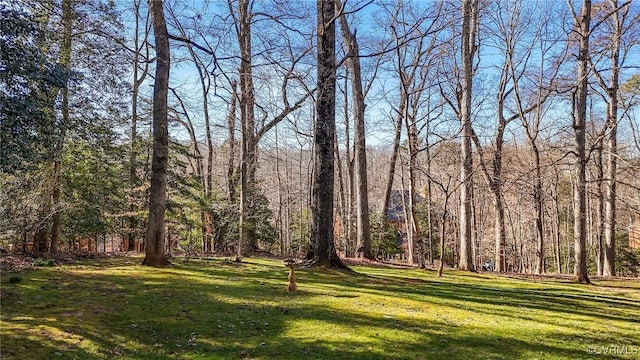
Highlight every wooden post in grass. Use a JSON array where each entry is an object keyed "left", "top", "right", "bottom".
[{"left": 283, "top": 259, "right": 302, "bottom": 292}]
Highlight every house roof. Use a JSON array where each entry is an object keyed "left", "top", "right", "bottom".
[{"left": 386, "top": 190, "right": 424, "bottom": 222}]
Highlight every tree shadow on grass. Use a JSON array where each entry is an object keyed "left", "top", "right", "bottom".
[
  {"left": 0, "top": 336, "right": 104, "bottom": 360},
  {"left": 2, "top": 257, "right": 638, "bottom": 359},
  {"left": 319, "top": 269, "right": 640, "bottom": 324},
  {"left": 219, "top": 298, "right": 613, "bottom": 360},
  {"left": 291, "top": 267, "right": 640, "bottom": 354}
]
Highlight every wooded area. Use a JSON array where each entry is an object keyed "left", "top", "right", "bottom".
[{"left": 2, "top": 0, "right": 640, "bottom": 280}]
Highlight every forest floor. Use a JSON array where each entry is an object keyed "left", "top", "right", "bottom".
[{"left": 1, "top": 255, "right": 639, "bottom": 359}]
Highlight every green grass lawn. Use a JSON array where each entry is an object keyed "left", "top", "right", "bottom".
[{"left": 1, "top": 256, "right": 639, "bottom": 359}]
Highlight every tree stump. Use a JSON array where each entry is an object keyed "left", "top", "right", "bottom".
[{"left": 283, "top": 259, "right": 302, "bottom": 292}]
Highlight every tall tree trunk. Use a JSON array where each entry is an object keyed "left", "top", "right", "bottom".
[
  {"left": 336, "top": 1, "right": 373, "bottom": 260},
  {"left": 283, "top": 154, "right": 293, "bottom": 255},
  {"left": 176, "top": 23, "right": 214, "bottom": 252},
  {"left": 275, "top": 128, "right": 284, "bottom": 254},
  {"left": 407, "top": 120, "right": 423, "bottom": 267},
  {"left": 595, "top": 145, "right": 605, "bottom": 276},
  {"left": 50, "top": 138, "right": 64, "bottom": 252},
  {"left": 335, "top": 128, "right": 350, "bottom": 255},
  {"left": 383, "top": 97, "right": 404, "bottom": 220},
  {"left": 342, "top": 73, "right": 354, "bottom": 256},
  {"left": 533, "top": 148, "right": 545, "bottom": 274},
  {"left": 143, "top": 0, "right": 170, "bottom": 267},
  {"left": 234, "top": 0, "right": 257, "bottom": 258},
  {"left": 603, "top": 0, "right": 624, "bottom": 277},
  {"left": 197, "top": 48, "right": 214, "bottom": 253},
  {"left": 472, "top": 186, "right": 479, "bottom": 270},
  {"left": 345, "top": 84, "right": 356, "bottom": 257},
  {"left": 459, "top": 0, "right": 477, "bottom": 271},
  {"left": 437, "top": 195, "right": 451, "bottom": 277},
  {"left": 34, "top": 228, "right": 48, "bottom": 254},
  {"left": 572, "top": 0, "right": 591, "bottom": 283},
  {"left": 554, "top": 180, "right": 562, "bottom": 274},
  {"left": 128, "top": 0, "right": 149, "bottom": 252},
  {"left": 603, "top": 112, "right": 617, "bottom": 277},
  {"left": 306, "top": 0, "right": 349, "bottom": 270},
  {"left": 472, "top": 108, "right": 508, "bottom": 273},
  {"left": 49, "top": 0, "right": 73, "bottom": 254},
  {"left": 472, "top": 69, "right": 507, "bottom": 272},
  {"left": 227, "top": 80, "right": 238, "bottom": 202},
  {"left": 399, "top": 167, "right": 414, "bottom": 264},
  {"left": 426, "top": 143, "right": 434, "bottom": 265},
  {"left": 492, "top": 190, "right": 506, "bottom": 272}
]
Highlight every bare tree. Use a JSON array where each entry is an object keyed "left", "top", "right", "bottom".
[
  {"left": 551, "top": 168, "right": 564, "bottom": 273},
  {"left": 380, "top": 1, "right": 446, "bottom": 267},
  {"left": 382, "top": 95, "right": 405, "bottom": 222},
  {"left": 306, "top": 0, "right": 349, "bottom": 270},
  {"left": 506, "top": 0, "right": 566, "bottom": 274},
  {"left": 335, "top": 0, "right": 373, "bottom": 260},
  {"left": 470, "top": 0, "right": 518, "bottom": 272},
  {"left": 127, "top": 0, "right": 151, "bottom": 252},
  {"left": 433, "top": 169, "right": 457, "bottom": 277},
  {"left": 589, "top": 0, "right": 635, "bottom": 276},
  {"left": 229, "top": 0, "right": 257, "bottom": 259},
  {"left": 419, "top": 141, "right": 461, "bottom": 277},
  {"left": 226, "top": 81, "right": 238, "bottom": 201},
  {"left": 164, "top": 5, "right": 215, "bottom": 251},
  {"left": 334, "top": 94, "right": 352, "bottom": 256},
  {"left": 566, "top": 0, "right": 591, "bottom": 283},
  {"left": 458, "top": 0, "right": 478, "bottom": 271},
  {"left": 223, "top": 0, "right": 315, "bottom": 257},
  {"left": 143, "top": 0, "right": 170, "bottom": 267}
]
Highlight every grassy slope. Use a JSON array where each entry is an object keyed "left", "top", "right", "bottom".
[{"left": 1, "top": 257, "right": 639, "bottom": 360}]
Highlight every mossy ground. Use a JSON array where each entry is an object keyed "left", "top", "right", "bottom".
[{"left": 1, "top": 256, "right": 639, "bottom": 359}]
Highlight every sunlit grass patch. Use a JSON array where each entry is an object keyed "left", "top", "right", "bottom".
[{"left": 1, "top": 256, "right": 638, "bottom": 359}]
